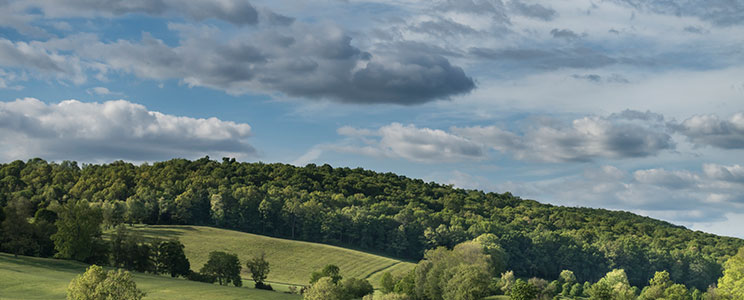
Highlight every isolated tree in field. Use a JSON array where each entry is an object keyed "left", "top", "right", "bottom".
[
  {"left": 67, "top": 265, "right": 145, "bottom": 300},
  {"left": 310, "top": 264, "right": 342, "bottom": 284},
  {"left": 52, "top": 200, "right": 106, "bottom": 263},
  {"left": 718, "top": 247, "right": 744, "bottom": 299},
  {"left": 246, "top": 252, "right": 270, "bottom": 288},
  {"left": 154, "top": 240, "right": 190, "bottom": 278},
  {"left": 200, "top": 251, "right": 242, "bottom": 287}
]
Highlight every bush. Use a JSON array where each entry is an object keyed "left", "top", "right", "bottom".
[
  {"left": 255, "top": 282, "right": 273, "bottom": 291},
  {"left": 186, "top": 271, "right": 216, "bottom": 283}
]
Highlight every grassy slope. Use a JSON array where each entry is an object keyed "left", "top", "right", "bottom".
[
  {"left": 123, "top": 225, "right": 416, "bottom": 288},
  {"left": 0, "top": 253, "right": 299, "bottom": 300}
]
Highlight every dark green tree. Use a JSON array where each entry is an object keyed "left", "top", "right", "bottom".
[
  {"left": 246, "top": 252, "right": 271, "bottom": 289},
  {"left": 51, "top": 200, "right": 106, "bottom": 263},
  {"left": 200, "top": 251, "right": 242, "bottom": 287},
  {"left": 510, "top": 279, "right": 537, "bottom": 300},
  {"left": 154, "top": 240, "right": 190, "bottom": 278},
  {"left": 310, "top": 264, "right": 342, "bottom": 284}
]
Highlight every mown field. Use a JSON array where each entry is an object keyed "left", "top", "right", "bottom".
[
  {"left": 121, "top": 225, "right": 416, "bottom": 288},
  {"left": 0, "top": 253, "right": 299, "bottom": 300}
]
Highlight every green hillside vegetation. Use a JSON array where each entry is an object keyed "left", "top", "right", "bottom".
[
  {"left": 1, "top": 157, "right": 743, "bottom": 291},
  {"left": 119, "top": 225, "right": 415, "bottom": 287},
  {"left": 0, "top": 253, "right": 299, "bottom": 300}
]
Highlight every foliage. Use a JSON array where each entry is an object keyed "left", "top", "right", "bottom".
[
  {"left": 304, "top": 277, "right": 344, "bottom": 300},
  {"left": 380, "top": 272, "right": 396, "bottom": 294},
  {"left": 0, "top": 198, "right": 37, "bottom": 256},
  {"left": 340, "top": 277, "right": 374, "bottom": 299},
  {"left": 67, "top": 265, "right": 145, "bottom": 300},
  {"left": 510, "top": 279, "right": 537, "bottom": 300},
  {"left": 310, "top": 264, "right": 342, "bottom": 284},
  {"left": 1, "top": 157, "right": 743, "bottom": 289},
  {"left": 247, "top": 252, "right": 271, "bottom": 289},
  {"left": 717, "top": 247, "right": 744, "bottom": 299},
  {"left": 200, "top": 251, "right": 242, "bottom": 287},
  {"left": 52, "top": 200, "right": 108, "bottom": 263},
  {"left": 109, "top": 226, "right": 154, "bottom": 273},
  {"left": 154, "top": 239, "right": 191, "bottom": 278}
]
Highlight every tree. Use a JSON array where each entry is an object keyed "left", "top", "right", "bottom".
[
  {"left": 52, "top": 200, "right": 107, "bottom": 263},
  {"left": 717, "top": 247, "right": 744, "bottom": 299},
  {"left": 559, "top": 270, "right": 577, "bottom": 285},
  {"left": 1, "top": 198, "right": 36, "bottom": 257},
  {"left": 154, "top": 240, "right": 191, "bottom": 278},
  {"left": 380, "top": 272, "right": 395, "bottom": 294},
  {"left": 640, "top": 270, "right": 673, "bottom": 300},
  {"left": 443, "top": 264, "right": 491, "bottom": 300},
  {"left": 200, "top": 251, "right": 242, "bottom": 286},
  {"left": 510, "top": 279, "right": 537, "bottom": 300},
  {"left": 246, "top": 252, "right": 271, "bottom": 289},
  {"left": 67, "top": 265, "right": 145, "bottom": 300},
  {"left": 304, "top": 277, "right": 344, "bottom": 300},
  {"left": 341, "top": 277, "right": 374, "bottom": 299},
  {"left": 310, "top": 264, "right": 342, "bottom": 284}
]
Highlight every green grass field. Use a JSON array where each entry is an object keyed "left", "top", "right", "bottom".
[
  {"left": 121, "top": 225, "right": 416, "bottom": 289},
  {"left": 0, "top": 253, "right": 299, "bottom": 300}
]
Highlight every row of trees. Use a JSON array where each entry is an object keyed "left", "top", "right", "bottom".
[
  {"left": 377, "top": 238, "right": 744, "bottom": 300},
  {"left": 1, "top": 157, "right": 743, "bottom": 289}
]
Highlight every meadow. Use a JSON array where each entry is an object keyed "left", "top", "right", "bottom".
[
  {"left": 120, "top": 225, "right": 415, "bottom": 289},
  {"left": 0, "top": 253, "right": 299, "bottom": 300}
]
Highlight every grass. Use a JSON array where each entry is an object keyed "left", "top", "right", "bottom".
[
  {"left": 0, "top": 252, "right": 299, "bottom": 300},
  {"left": 120, "top": 225, "right": 416, "bottom": 289}
]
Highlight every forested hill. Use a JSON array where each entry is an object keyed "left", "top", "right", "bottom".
[{"left": 1, "top": 157, "right": 742, "bottom": 289}]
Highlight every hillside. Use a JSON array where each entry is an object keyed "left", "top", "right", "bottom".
[
  {"left": 0, "top": 253, "right": 299, "bottom": 300},
  {"left": 1, "top": 157, "right": 743, "bottom": 289},
  {"left": 120, "top": 225, "right": 415, "bottom": 287}
]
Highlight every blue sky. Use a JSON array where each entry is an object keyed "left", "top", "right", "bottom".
[{"left": 1, "top": 0, "right": 744, "bottom": 237}]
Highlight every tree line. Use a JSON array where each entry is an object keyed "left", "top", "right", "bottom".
[{"left": 1, "top": 157, "right": 743, "bottom": 290}]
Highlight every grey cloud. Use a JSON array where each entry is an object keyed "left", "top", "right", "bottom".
[
  {"left": 675, "top": 113, "right": 744, "bottom": 149},
  {"left": 550, "top": 28, "right": 580, "bottom": 40},
  {"left": 409, "top": 18, "right": 480, "bottom": 38},
  {"left": 508, "top": 0, "right": 556, "bottom": 21},
  {"left": 469, "top": 46, "right": 617, "bottom": 70},
  {"left": 683, "top": 25, "right": 708, "bottom": 34},
  {"left": 76, "top": 25, "right": 474, "bottom": 105},
  {"left": 703, "top": 164, "right": 744, "bottom": 183},
  {"left": 21, "top": 0, "right": 260, "bottom": 25},
  {"left": 0, "top": 98, "right": 255, "bottom": 162},
  {"left": 436, "top": 0, "right": 509, "bottom": 22},
  {"left": 571, "top": 73, "right": 630, "bottom": 84},
  {"left": 337, "top": 110, "right": 674, "bottom": 163},
  {"left": 0, "top": 38, "right": 85, "bottom": 84},
  {"left": 633, "top": 169, "right": 698, "bottom": 189},
  {"left": 612, "top": 0, "right": 744, "bottom": 26}
]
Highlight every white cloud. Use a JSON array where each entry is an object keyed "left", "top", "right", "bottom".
[
  {"left": 0, "top": 98, "right": 255, "bottom": 162},
  {"left": 335, "top": 122, "right": 486, "bottom": 163}
]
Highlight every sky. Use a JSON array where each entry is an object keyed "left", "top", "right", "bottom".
[{"left": 1, "top": 0, "right": 743, "bottom": 238}]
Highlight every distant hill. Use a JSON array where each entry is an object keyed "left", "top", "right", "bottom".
[
  {"left": 119, "top": 225, "right": 415, "bottom": 287},
  {"left": 0, "top": 252, "right": 299, "bottom": 300},
  {"left": 1, "top": 157, "right": 742, "bottom": 289}
]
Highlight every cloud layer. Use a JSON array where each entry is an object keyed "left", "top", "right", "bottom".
[{"left": 0, "top": 98, "right": 255, "bottom": 162}]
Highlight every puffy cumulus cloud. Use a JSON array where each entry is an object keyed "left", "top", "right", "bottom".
[
  {"left": 3, "top": 0, "right": 265, "bottom": 26},
  {"left": 335, "top": 123, "right": 485, "bottom": 163},
  {"left": 454, "top": 112, "right": 674, "bottom": 162},
  {"left": 68, "top": 24, "right": 474, "bottom": 105},
  {"left": 0, "top": 98, "right": 255, "bottom": 162},
  {"left": 493, "top": 163, "right": 744, "bottom": 228},
  {"left": 675, "top": 113, "right": 744, "bottom": 149}
]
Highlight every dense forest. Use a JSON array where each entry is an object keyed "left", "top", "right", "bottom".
[{"left": 1, "top": 157, "right": 742, "bottom": 291}]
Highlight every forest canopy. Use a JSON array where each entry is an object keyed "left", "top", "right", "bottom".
[{"left": 0, "top": 157, "right": 742, "bottom": 289}]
